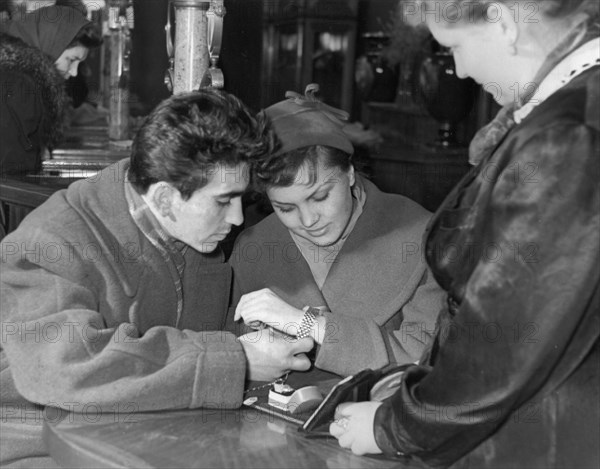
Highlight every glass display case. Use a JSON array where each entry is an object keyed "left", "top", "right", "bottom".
[{"left": 260, "top": 0, "right": 358, "bottom": 111}]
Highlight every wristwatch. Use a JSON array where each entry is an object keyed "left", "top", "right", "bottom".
[{"left": 297, "top": 306, "right": 319, "bottom": 339}]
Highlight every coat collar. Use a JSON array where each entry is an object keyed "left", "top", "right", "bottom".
[
  {"left": 514, "top": 38, "right": 600, "bottom": 124},
  {"left": 468, "top": 20, "right": 600, "bottom": 166},
  {"left": 260, "top": 175, "right": 428, "bottom": 315}
]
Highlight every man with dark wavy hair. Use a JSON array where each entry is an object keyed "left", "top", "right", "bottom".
[{"left": 0, "top": 90, "right": 314, "bottom": 467}]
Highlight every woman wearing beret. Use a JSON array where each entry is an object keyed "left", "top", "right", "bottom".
[
  {"left": 0, "top": 5, "right": 102, "bottom": 176},
  {"left": 230, "top": 84, "right": 445, "bottom": 377},
  {"left": 328, "top": 1, "right": 599, "bottom": 467}
]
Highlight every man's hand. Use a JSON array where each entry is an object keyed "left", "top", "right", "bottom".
[
  {"left": 329, "top": 401, "right": 383, "bottom": 456},
  {"left": 238, "top": 327, "right": 314, "bottom": 381},
  {"left": 235, "top": 288, "right": 304, "bottom": 336}
]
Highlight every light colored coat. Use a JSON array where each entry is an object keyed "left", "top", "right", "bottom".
[
  {"left": 0, "top": 160, "right": 246, "bottom": 465},
  {"left": 229, "top": 176, "right": 445, "bottom": 376}
]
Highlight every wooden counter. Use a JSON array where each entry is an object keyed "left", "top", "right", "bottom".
[
  {"left": 0, "top": 175, "right": 73, "bottom": 236},
  {"left": 0, "top": 125, "right": 129, "bottom": 237}
]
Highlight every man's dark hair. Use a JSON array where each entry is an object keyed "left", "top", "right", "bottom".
[{"left": 129, "top": 89, "right": 276, "bottom": 199}]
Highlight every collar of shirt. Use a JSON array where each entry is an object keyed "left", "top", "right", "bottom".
[
  {"left": 290, "top": 174, "right": 367, "bottom": 290},
  {"left": 124, "top": 173, "right": 188, "bottom": 259},
  {"left": 124, "top": 171, "right": 186, "bottom": 326},
  {"left": 514, "top": 37, "right": 600, "bottom": 124}
]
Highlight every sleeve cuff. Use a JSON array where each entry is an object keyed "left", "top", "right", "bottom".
[{"left": 189, "top": 332, "right": 246, "bottom": 409}]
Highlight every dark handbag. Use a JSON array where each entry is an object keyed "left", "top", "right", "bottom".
[{"left": 300, "top": 364, "right": 410, "bottom": 436}]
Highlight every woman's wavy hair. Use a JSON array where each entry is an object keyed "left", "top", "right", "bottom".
[
  {"left": 129, "top": 89, "right": 277, "bottom": 199},
  {"left": 253, "top": 145, "right": 352, "bottom": 193}
]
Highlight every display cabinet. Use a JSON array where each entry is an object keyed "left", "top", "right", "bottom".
[{"left": 260, "top": 0, "right": 358, "bottom": 111}]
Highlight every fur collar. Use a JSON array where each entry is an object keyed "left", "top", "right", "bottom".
[{"left": 0, "top": 32, "right": 67, "bottom": 148}]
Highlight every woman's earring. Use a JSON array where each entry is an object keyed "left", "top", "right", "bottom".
[{"left": 509, "top": 43, "right": 517, "bottom": 56}]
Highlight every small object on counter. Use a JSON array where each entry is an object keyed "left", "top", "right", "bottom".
[
  {"left": 268, "top": 385, "right": 323, "bottom": 415},
  {"left": 242, "top": 396, "right": 258, "bottom": 406}
]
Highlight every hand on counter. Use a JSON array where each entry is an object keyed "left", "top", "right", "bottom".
[{"left": 330, "top": 401, "right": 383, "bottom": 456}]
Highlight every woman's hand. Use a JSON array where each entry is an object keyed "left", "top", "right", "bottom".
[
  {"left": 234, "top": 288, "right": 304, "bottom": 336},
  {"left": 329, "top": 401, "right": 383, "bottom": 456}
]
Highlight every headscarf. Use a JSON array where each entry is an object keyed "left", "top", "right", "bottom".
[{"left": 0, "top": 5, "right": 90, "bottom": 61}]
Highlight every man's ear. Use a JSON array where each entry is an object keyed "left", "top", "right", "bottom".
[{"left": 151, "top": 183, "right": 177, "bottom": 222}]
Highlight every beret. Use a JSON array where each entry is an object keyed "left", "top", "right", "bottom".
[{"left": 264, "top": 84, "right": 354, "bottom": 156}]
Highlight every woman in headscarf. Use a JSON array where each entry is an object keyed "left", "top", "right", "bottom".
[{"left": 0, "top": 4, "right": 102, "bottom": 175}]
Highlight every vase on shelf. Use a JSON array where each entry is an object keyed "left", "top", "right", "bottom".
[
  {"left": 416, "top": 41, "right": 476, "bottom": 148},
  {"left": 394, "top": 52, "right": 424, "bottom": 110},
  {"left": 355, "top": 32, "right": 398, "bottom": 103}
]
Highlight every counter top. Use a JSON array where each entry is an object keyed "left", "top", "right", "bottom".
[{"left": 43, "top": 407, "right": 405, "bottom": 469}]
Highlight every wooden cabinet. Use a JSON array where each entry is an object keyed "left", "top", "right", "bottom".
[{"left": 0, "top": 177, "right": 70, "bottom": 239}]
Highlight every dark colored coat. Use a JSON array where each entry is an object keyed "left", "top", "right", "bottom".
[
  {"left": 373, "top": 65, "right": 600, "bottom": 468},
  {"left": 0, "top": 32, "right": 67, "bottom": 174},
  {"left": 229, "top": 176, "right": 445, "bottom": 377}
]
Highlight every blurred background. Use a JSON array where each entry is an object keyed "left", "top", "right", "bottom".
[{"left": 1, "top": 0, "right": 502, "bottom": 235}]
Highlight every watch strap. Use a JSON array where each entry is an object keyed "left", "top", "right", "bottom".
[{"left": 297, "top": 306, "right": 319, "bottom": 339}]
